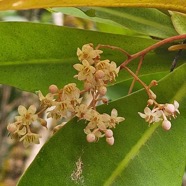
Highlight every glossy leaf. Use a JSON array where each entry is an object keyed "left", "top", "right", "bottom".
[
  {"left": 0, "top": 0, "right": 186, "bottom": 14},
  {"left": 54, "top": 7, "right": 177, "bottom": 38},
  {"left": 0, "top": 22, "right": 177, "bottom": 94},
  {"left": 93, "top": 7, "right": 177, "bottom": 38},
  {"left": 170, "top": 11, "right": 186, "bottom": 34},
  {"left": 18, "top": 64, "right": 186, "bottom": 186},
  {"left": 52, "top": 7, "right": 122, "bottom": 27}
]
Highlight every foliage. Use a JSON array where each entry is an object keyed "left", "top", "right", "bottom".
[{"left": 0, "top": 1, "right": 186, "bottom": 186}]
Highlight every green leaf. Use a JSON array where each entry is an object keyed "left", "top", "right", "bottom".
[
  {"left": 52, "top": 7, "right": 122, "bottom": 27},
  {"left": 93, "top": 7, "right": 178, "bottom": 38},
  {"left": 18, "top": 64, "right": 186, "bottom": 186},
  {"left": 53, "top": 7, "right": 177, "bottom": 38},
  {"left": 170, "top": 11, "right": 186, "bottom": 34},
  {"left": 0, "top": 22, "right": 178, "bottom": 94},
  {"left": 95, "top": 22, "right": 149, "bottom": 37}
]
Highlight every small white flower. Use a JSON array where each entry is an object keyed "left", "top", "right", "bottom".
[
  {"left": 75, "top": 104, "right": 89, "bottom": 119},
  {"left": 73, "top": 60, "right": 96, "bottom": 81},
  {"left": 77, "top": 44, "right": 103, "bottom": 65},
  {"left": 20, "top": 133, "right": 41, "bottom": 148},
  {"left": 96, "top": 60, "right": 119, "bottom": 82},
  {"left": 15, "top": 105, "right": 38, "bottom": 126},
  {"left": 47, "top": 100, "right": 74, "bottom": 120},
  {"left": 138, "top": 107, "right": 162, "bottom": 124},
  {"left": 109, "top": 109, "right": 125, "bottom": 128},
  {"left": 37, "top": 91, "right": 54, "bottom": 107},
  {"left": 62, "top": 83, "right": 80, "bottom": 100}
]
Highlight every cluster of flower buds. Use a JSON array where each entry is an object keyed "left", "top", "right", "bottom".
[
  {"left": 7, "top": 43, "right": 124, "bottom": 147},
  {"left": 138, "top": 83, "right": 180, "bottom": 130}
]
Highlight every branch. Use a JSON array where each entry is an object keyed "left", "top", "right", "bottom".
[{"left": 120, "top": 34, "right": 186, "bottom": 68}]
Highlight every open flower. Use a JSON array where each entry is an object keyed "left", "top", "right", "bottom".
[
  {"left": 47, "top": 100, "right": 74, "bottom": 120},
  {"left": 20, "top": 133, "right": 41, "bottom": 148},
  {"left": 106, "top": 109, "right": 125, "bottom": 128},
  {"left": 108, "top": 61, "right": 120, "bottom": 81},
  {"left": 138, "top": 107, "right": 162, "bottom": 124},
  {"left": 85, "top": 109, "right": 106, "bottom": 130},
  {"left": 75, "top": 104, "right": 89, "bottom": 119},
  {"left": 37, "top": 91, "right": 54, "bottom": 107},
  {"left": 15, "top": 105, "right": 38, "bottom": 126},
  {"left": 73, "top": 60, "right": 96, "bottom": 81},
  {"left": 95, "top": 60, "right": 120, "bottom": 82},
  {"left": 77, "top": 43, "right": 103, "bottom": 65},
  {"left": 62, "top": 83, "right": 80, "bottom": 100}
]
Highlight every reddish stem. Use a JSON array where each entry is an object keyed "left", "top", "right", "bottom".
[
  {"left": 128, "top": 55, "right": 144, "bottom": 94},
  {"left": 96, "top": 44, "right": 131, "bottom": 58},
  {"left": 120, "top": 34, "right": 186, "bottom": 68}
]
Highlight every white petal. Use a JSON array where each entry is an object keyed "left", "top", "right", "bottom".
[
  {"left": 144, "top": 107, "right": 152, "bottom": 115},
  {"left": 28, "top": 105, "right": 36, "bottom": 114},
  {"left": 111, "top": 108, "right": 118, "bottom": 117},
  {"left": 17, "top": 126, "right": 27, "bottom": 136},
  {"left": 174, "top": 100, "right": 179, "bottom": 109},
  {"left": 138, "top": 112, "right": 146, "bottom": 119},
  {"left": 116, "top": 117, "right": 125, "bottom": 123},
  {"left": 77, "top": 48, "right": 82, "bottom": 56},
  {"left": 82, "top": 59, "right": 89, "bottom": 66},
  {"left": 37, "top": 91, "right": 44, "bottom": 101},
  {"left": 82, "top": 44, "right": 91, "bottom": 51},
  {"left": 18, "top": 105, "right": 27, "bottom": 115},
  {"left": 73, "top": 64, "right": 83, "bottom": 71}
]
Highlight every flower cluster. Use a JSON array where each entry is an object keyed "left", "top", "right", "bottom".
[
  {"left": 7, "top": 43, "right": 180, "bottom": 148},
  {"left": 73, "top": 43, "right": 124, "bottom": 144},
  {"left": 7, "top": 43, "right": 124, "bottom": 147},
  {"left": 7, "top": 105, "right": 42, "bottom": 147},
  {"left": 138, "top": 93, "right": 180, "bottom": 130},
  {"left": 74, "top": 44, "right": 120, "bottom": 94}
]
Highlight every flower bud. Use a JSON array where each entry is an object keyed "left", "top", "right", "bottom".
[
  {"left": 102, "top": 97, "right": 108, "bottom": 104},
  {"left": 98, "top": 86, "right": 107, "bottom": 96},
  {"left": 7, "top": 123, "right": 17, "bottom": 133},
  {"left": 147, "top": 99, "right": 154, "bottom": 106},
  {"left": 49, "top": 84, "right": 58, "bottom": 94},
  {"left": 165, "top": 104, "right": 175, "bottom": 114},
  {"left": 150, "top": 80, "right": 158, "bottom": 86},
  {"left": 162, "top": 120, "right": 171, "bottom": 131},
  {"left": 84, "top": 82, "right": 92, "bottom": 91},
  {"left": 95, "top": 70, "right": 105, "bottom": 79},
  {"left": 106, "top": 136, "right": 114, "bottom": 145},
  {"left": 86, "top": 133, "right": 96, "bottom": 143},
  {"left": 105, "top": 129, "right": 113, "bottom": 138}
]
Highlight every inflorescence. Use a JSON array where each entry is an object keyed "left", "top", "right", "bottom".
[{"left": 7, "top": 43, "right": 180, "bottom": 147}]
